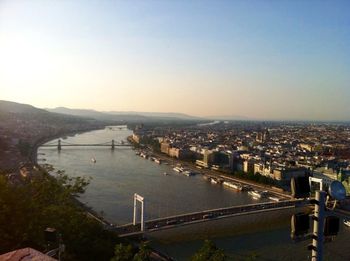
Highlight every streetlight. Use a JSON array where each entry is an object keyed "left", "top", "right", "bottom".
[
  {"left": 290, "top": 177, "right": 346, "bottom": 261},
  {"left": 44, "top": 227, "right": 65, "bottom": 261}
]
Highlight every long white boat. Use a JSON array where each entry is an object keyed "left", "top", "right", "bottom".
[
  {"left": 173, "top": 166, "right": 183, "bottom": 172},
  {"left": 248, "top": 190, "right": 268, "bottom": 199},
  {"left": 183, "top": 170, "right": 195, "bottom": 177},
  {"left": 223, "top": 181, "right": 242, "bottom": 190},
  {"left": 268, "top": 196, "right": 281, "bottom": 202}
]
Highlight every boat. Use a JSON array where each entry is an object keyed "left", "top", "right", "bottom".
[
  {"left": 91, "top": 157, "right": 96, "bottom": 163},
  {"left": 210, "top": 178, "right": 218, "bottom": 184},
  {"left": 268, "top": 196, "right": 281, "bottom": 202},
  {"left": 183, "top": 170, "right": 195, "bottom": 177},
  {"left": 248, "top": 190, "right": 262, "bottom": 198},
  {"left": 140, "top": 152, "right": 148, "bottom": 159},
  {"left": 223, "top": 181, "right": 242, "bottom": 190},
  {"left": 173, "top": 166, "right": 183, "bottom": 172},
  {"left": 154, "top": 158, "right": 161, "bottom": 164},
  {"left": 248, "top": 190, "right": 268, "bottom": 199},
  {"left": 163, "top": 172, "right": 168, "bottom": 176}
]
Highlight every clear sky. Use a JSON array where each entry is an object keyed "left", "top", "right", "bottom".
[{"left": 0, "top": 0, "right": 349, "bottom": 120}]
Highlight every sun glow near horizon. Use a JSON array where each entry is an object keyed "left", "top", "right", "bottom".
[{"left": 1, "top": 0, "right": 350, "bottom": 120}]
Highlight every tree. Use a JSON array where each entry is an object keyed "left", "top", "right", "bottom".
[
  {"left": 110, "top": 242, "right": 151, "bottom": 261},
  {"left": 133, "top": 242, "right": 151, "bottom": 261},
  {"left": 191, "top": 240, "right": 226, "bottom": 261},
  {"left": 111, "top": 243, "right": 134, "bottom": 261},
  {"left": 0, "top": 169, "right": 119, "bottom": 261}
]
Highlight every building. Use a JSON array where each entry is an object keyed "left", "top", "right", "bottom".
[
  {"left": 0, "top": 247, "right": 57, "bottom": 261},
  {"left": 132, "top": 133, "right": 141, "bottom": 144},
  {"left": 160, "top": 141, "right": 171, "bottom": 154},
  {"left": 273, "top": 167, "right": 306, "bottom": 185},
  {"left": 243, "top": 160, "right": 255, "bottom": 173}
]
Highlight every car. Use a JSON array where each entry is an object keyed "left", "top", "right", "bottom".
[
  {"left": 202, "top": 213, "right": 214, "bottom": 219},
  {"left": 166, "top": 219, "right": 177, "bottom": 225}
]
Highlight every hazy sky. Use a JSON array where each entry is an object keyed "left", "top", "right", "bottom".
[{"left": 0, "top": 0, "right": 349, "bottom": 120}]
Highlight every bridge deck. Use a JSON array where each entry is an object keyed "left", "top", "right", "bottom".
[{"left": 113, "top": 199, "right": 308, "bottom": 237}]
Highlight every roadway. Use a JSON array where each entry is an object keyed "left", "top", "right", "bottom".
[
  {"left": 114, "top": 199, "right": 306, "bottom": 237},
  {"left": 147, "top": 150, "right": 291, "bottom": 199}
]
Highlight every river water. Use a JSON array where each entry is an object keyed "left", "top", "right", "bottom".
[
  {"left": 38, "top": 127, "right": 350, "bottom": 260},
  {"left": 38, "top": 127, "right": 267, "bottom": 225}
]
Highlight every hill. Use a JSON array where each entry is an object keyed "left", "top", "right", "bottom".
[{"left": 46, "top": 107, "right": 202, "bottom": 122}]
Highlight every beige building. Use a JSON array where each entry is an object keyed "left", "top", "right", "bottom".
[
  {"left": 273, "top": 167, "right": 306, "bottom": 184},
  {"left": 160, "top": 141, "right": 171, "bottom": 154},
  {"left": 132, "top": 133, "right": 141, "bottom": 143}
]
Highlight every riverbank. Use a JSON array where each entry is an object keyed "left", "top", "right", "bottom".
[{"left": 131, "top": 144, "right": 291, "bottom": 200}]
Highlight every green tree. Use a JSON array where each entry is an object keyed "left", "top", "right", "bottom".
[
  {"left": 111, "top": 243, "right": 134, "bottom": 261},
  {"left": 191, "top": 240, "right": 226, "bottom": 261},
  {"left": 133, "top": 242, "right": 151, "bottom": 261},
  {"left": 0, "top": 170, "right": 119, "bottom": 261}
]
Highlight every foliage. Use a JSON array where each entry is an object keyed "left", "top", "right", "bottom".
[
  {"left": 132, "top": 242, "right": 151, "bottom": 261},
  {"left": 110, "top": 242, "right": 151, "bottom": 261},
  {"left": 139, "top": 136, "right": 160, "bottom": 152},
  {"left": 110, "top": 243, "right": 134, "bottom": 261},
  {"left": 233, "top": 171, "right": 277, "bottom": 186},
  {"left": 17, "top": 139, "right": 32, "bottom": 157},
  {"left": 191, "top": 240, "right": 226, "bottom": 261},
  {"left": 0, "top": 170, "right": 119, "bottom": 260},
  {"left": 244, "top": 251, "right": 259, "bottom": 261}
]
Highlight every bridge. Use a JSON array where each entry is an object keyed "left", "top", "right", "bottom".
[
  {"left": 41, "top": 139, "right": 132, "bottom": 150},
  {"left": 112, "top": 198, "right": 309, "bottom": 237}
]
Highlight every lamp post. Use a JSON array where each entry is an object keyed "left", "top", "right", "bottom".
[{"left": 291, "top": 177, "right": 346, "bottom": 261}]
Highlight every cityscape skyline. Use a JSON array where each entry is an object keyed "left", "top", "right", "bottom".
[{"left": 1, "top": 0, "right": 350, "bottom": 121}]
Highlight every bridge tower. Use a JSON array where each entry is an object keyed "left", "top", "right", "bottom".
[
  {"left": 57, "top": 139, "right": 61, "bottom": 151},
  {"left": 133, "top": 193, "right": 145, "bottom": 232},
  {"left": 111, "top": 140, "right": 115, "bottom": 150}
]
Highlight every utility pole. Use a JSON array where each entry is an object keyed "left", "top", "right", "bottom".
[{"left": 311, "top": 191, "right": 326, "bottom": 261}]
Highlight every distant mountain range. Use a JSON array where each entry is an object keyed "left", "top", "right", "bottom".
[
  {"left": 0, "top": 100, "right": 49, "bottom": 115},
  {"left": 0, "top": 100, "right": 250, "bottom": 123},
  {"left": 45, "top": 107, "right": 204, "bottom": 122},
  {"left": 0, "top": 100, "right": 104, "bottom": 127},
  {"left": 205, "top": 115, "right": 251, "bottom": 121}
]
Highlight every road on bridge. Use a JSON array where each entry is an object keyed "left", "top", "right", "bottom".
[{"left": 113, "top": 199, "right": 305, "bottom": 237}]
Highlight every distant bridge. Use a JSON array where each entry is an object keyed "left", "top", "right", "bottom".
[
  {"left": 41, "top": 139, "right": 132, "bottom": 150},
  {"left": 111, "top": 199, "right": 309, "bottom": 237}
]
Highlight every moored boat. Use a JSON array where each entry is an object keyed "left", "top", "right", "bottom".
[
  {"left": 268, "top": 196, "right": 280, "bottom": 202},
  {"left": 183, "top": 170, "right": 195, "bottom": 177},
  {"left": 173, "top": 166, "right": 183, "bottom": 172},
  {"left": 210, "top": 178, "right": 218, "bottom": 184}
]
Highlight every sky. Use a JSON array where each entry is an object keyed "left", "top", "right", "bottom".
[{"left": 0, "top": 0, "right": 349, "bottom": 121}]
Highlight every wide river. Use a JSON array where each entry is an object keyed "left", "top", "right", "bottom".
[
  {"left": 38, "top": 127, "right": 350, "bottom": 260},
  {"left": 38, "top": 127, "right": 267, "bottom": 224}
]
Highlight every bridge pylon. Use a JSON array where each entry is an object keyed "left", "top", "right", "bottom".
[
  {"left": 133, "top": 193, "right": 145, "bottom": 232},
  {"left": 58, "top": 139, "right": 61, "bottom": 151}
]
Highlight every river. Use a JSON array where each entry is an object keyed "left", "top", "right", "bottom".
[
  {"left": 38, "top": 127, "right": 350, "bottom": 260},
  {"left": 38, "top": 127, "right": 268, "bottom": 224}
]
